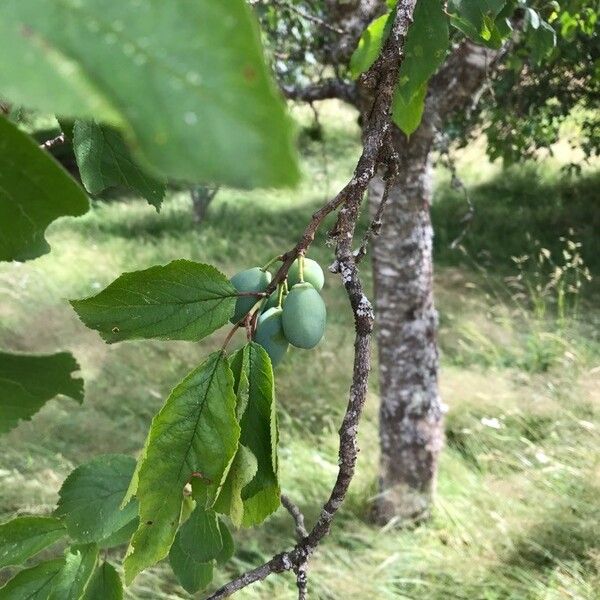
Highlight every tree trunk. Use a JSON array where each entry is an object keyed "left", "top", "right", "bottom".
[
  {"left": 369, "top": 41, "right": 501, "bottom": 524},
  {"left": 190, "top": 185, "right": 219, "bottom": 223},
  {"left": 370, "top": 123, "right": 443, "bottom": 524}
]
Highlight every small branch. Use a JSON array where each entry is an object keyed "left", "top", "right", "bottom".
[
  {"left": 40, "top": 133, "right": 66, "bottom": 151},
  {"left": 281, "top": 495, "right": 308, "bottom": 599},
  {"left": 355, "top": 149, "right": 399, "bottom": 264},
  {"left": 282, "top": 79, "right": 358, "bottom": 105},
  {"left": 281, "top": 494, "right": 308, "bottom": 539}
]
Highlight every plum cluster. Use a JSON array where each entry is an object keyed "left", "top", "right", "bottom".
[{"left": 230, "top": 257, "right": 327, "bottom": 365}]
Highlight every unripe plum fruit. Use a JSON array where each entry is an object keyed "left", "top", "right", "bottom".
[
  {"left": 254, "top": 307, "right": 289, "bottom": 366},
  {"left": 287, "top": 257, "right": 324, "bottom": 290},
  {"left": 263, "top": 289, "right": 286, "bottom": 312},
  {"left": 281, "top": 282, "right": 326, "bottom": 349},
  {"left": 230, "top": 267, "right": 271, "bottom": 323}
]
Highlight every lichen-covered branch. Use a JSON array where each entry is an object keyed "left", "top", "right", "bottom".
[{"left": 206, "top": 2, "right": 418, "bottom": 597}]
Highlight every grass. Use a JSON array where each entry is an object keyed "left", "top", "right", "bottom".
[{"left": 0, "top": 101, "right": 598, "bottom": 599}]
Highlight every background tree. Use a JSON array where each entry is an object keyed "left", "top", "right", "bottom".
[{"left": 264, "top": 0, "right": 596, "bottom": 524}]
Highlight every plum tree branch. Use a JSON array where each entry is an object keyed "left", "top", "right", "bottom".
[
  {"left": 281, "top": 79, "right": 358, "bottom": 105},
  {"left": 205, "top": 1, "right": 417, "bottom": 597}
]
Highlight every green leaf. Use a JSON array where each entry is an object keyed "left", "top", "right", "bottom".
[
  {"left": 392, "top": 83, "right": 427, "bottom": 136},
  {"left": 0, "top": 114, "right": 88, "bottom": 262},
  {"left": 0, "top": 558, "right": 64, "bottom": 600},
  {"left": 529, "top": 20, "right": 557, "bottom": 65},
  {"left": 55, "top": 454, "right": 138, "bottom": 545},
  {"left": 0, "top": 516, "right": 65, "bottom": 569},
  {"left": 216, "top": 520, "right": 235, "bottom": 566},
  {"left": 169, "top": 549, "right": 213, "bottom": 596},
  {"left": 123, "top": 352, "right": 240, "bottom": 583},
  {"left": 231, "top": 344, "right": 251, "bottom": 421},
  {"left": 213, "top": 444, "right": 257, "bottom": 528},
  {"left": 48, "top": 544, "right": 98, "bottom": 600},
  {"left": 350, "top": 14, "right": 391, "bottom": 78},
  {"left": 228, "top": 343, "right": 280, "bottom": 527},
  {"left": 448, "top": 0, "right": 507, "bottom": 48},
  {"left": 82, "top": 562, "right": 123, "bottom": 600},
  {"left": 72, "top": 121, "right": 165, "bottom": 211},
  {"left": 0, "top": 351, "right": 84, "bottom": 434},
  {"left": 98, "top": 519, "right": 138, "bottom": 550},
  {"left": 396, "top": 0, "right": 449, "bottom": 103},
  {"left": 168, "top": 511, "right": 233, "bottom": 594},
  {"left": 71, "top": 260, "right": 237, "bottom": 344},
  {"left": 0, "top": 0, "right": 299, "bottom": 189},
  {"left": 173, "top": 505, "right": 223, "bottom": 564}
]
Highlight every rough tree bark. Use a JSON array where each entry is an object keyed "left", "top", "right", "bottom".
[
  {"left": 369, "top": 123, "right": 441, "bottom": 524},
  {"left": 370, "top": 40, "right": 502, "bottom": 523}
]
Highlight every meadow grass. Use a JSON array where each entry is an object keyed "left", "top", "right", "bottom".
[{"left": 0, "top": 102, "right": 598, "bottom": 599}]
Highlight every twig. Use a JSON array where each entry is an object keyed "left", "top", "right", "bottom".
[
  {"left": 281, "top": 495, "right": 308, "bottom": 599},
  {"left": 355, "top": 146, "right": 400, "bottom": 263},
  {"left": 281, "top": 78, "right": 358, "bottom": 105},
  {"left": 40, "top": 133, "right": 66, "bottom": 151},
  {"left": 281, "top": 494, "right": 308, "bottom": 539},
  {"left": 206, "top": 1, "right": 417, "bottom": 597}
]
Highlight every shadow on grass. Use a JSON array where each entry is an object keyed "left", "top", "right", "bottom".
[
  {"left": 433, "top": 166, "right": 600, "bottom": 274},
  {"left": 503, "top": 480, "right": 600, "bottom": 572}
]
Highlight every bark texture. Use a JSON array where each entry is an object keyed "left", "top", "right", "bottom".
[
  {"left": 370, "top": 123, "right": 442, "bottom": 524},
  {"left": 371, "top": 40, "right": 501, "bottom": 524}
]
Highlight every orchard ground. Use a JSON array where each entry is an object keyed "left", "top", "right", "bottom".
[{"left": 0, "top": 102, "right": 598, "bottom": 599}]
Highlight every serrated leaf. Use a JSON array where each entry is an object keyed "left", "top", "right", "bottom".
[
  {"left": 169, "top": 549, "right": 213, "bottom": 596},
  {"left": 71, "top": 260, "right": 237, "bottom": 344},
  {"left": 0, "top": 351, "right": 84, "bottom": 434},
  {"left": 447, "top": 0, "right": 507, "bottom": 48},
  {"left": 216, "top": 520, "right": 234, "bottom": 566},
  {"left": 392, "top": 83, "right": 427, "bottom": 136},
  {"left": 233, "top": 343, "right": 280, "bottom": 527},
  {"left": 48, "top": 544, "right": 98, "bottom": 600},
  {"left": 168, "top": 509, "right": 233, "bottom": 594},
  {"left": 82, "top": 562, "right": 123, "bottom": 600},
  {"left": 0, "top": 558, "right": 64, "bottom": 600},
  {"left": 72, "top": 121, "right": 165, "bottom": 211},
  {"left": 123, "top": 352, "right": 239, "bottom": 583},
  {"left": 213, "top": 444, "right": 258, "bottom": 528},
  {"left": 55, "top": 454, "right": 138, "bottom": 545},
  {"left": 0, "top": 517, "right": 65, "bottom": 569},
  {"left": 0, "top": 0, "right": 299, "bottom": 189},
  {"left": 174, "top": 505, "right": 223, "bottom": 565},
  {"left": 0, "top": 114, "right": 88, "bottom": 262},
  {"left": 396, "top": 0, "right": 449, "bottom": 103},
  {"left": 349, "top": 14, "right": 391, "bottom": 78}
]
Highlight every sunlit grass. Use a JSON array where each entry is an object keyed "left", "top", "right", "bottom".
[{"left": 0, "top": 102, "right": 598, "bottom": 599}]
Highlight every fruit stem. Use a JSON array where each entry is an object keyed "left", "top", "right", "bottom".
[
  {"left": 221, "top": 298, "right": 264, "bottom": 350},
  {"left": 299, "top": 254, "right": 305, "bottom": 283},
  {"left": 276, "top": 283, "right": 285, "bottom": 308},
  {"left": 261, "top": 255, "right": 283, "bottom": 272}
]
